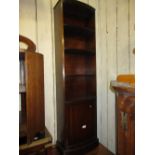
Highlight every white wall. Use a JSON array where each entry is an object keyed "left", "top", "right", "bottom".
[
  {"left": 19, "top": 0, "right": 135, "bottom": 153},
  {"left": 19, "top": 0, "right": 57, "bottom": 143}
]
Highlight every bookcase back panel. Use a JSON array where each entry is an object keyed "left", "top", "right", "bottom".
[
  {"left": 65, "top": 54, "right": 96, "bottom": 75},
  {"left": 65, "top": 75, "right": 96, "bottom": 102},
  {"left": 65, "top": 37, "right": 95, "bottom": 51},
  {"left": 64, "top": 15, "right": 95, "bottom": 29},
  {"left": 65, "top": 37, "right": 86, "bottom": 50},
  {"left": 64, "top": 17, "right": 86, "bottom": 28}
]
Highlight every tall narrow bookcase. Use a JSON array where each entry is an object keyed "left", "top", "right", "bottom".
[
  {"left": 19, "top": 35, "right": 45, "bottom": 144},
  {"left": 54, "top": 0, "right": 98, "bottom": 154}
]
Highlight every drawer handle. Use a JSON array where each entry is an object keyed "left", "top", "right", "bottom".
[{"left": 81, "top": 124, "right": 87, "bottom": 129}]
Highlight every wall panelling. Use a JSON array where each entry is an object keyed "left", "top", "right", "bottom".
[{"left": 19, "top": 0, "right": 135, "bottom": 153}]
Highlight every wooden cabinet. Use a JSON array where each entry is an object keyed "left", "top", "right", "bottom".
[
  {"left": 111, "top": 77, "right": 135, "bottom": 155},
  {"left": 19, "top": 129, "right": 52, "bottom": 155},
  {"left": 66, "top": 100, "right": 96, "bottom": 146},
  {"left": 19, "top": 35, "right": 45, "bottom": 145},
  {"left": 54, "top": 0, "right": 98, "bottom": 154}
]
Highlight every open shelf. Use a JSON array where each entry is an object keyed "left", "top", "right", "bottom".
[
  {"left": 65, "top": 96, "right": 96, "bottom": 105},
  {"left": 65, "top": 54, "right": 95, "bottom": 75},
  {"left": 65, "top": 75, "right": 96, "bottom": 101},
  {"left": 65, "top": 74, "right": 96, "bottom": 77},
  {"left": 65, "top": 48, "right": 95, "bottom": 55},
  {"left": 65, "top": 37, "right": 95, "bottom": 50},
  {"left": 63, "top": 0, "right": 94, "bottom": 20},
  {"left": 64, "top": 24, "right": 94, "bottom": 38}
]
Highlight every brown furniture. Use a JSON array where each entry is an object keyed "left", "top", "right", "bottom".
[
  {"left": 20, "top": 129, "right": 53, "bottom": 155},
  {"left": 111, "top": 75, "right": 135, "bottom": 155},
  {"left": 19, "top": 35, "right": 45, "bottom": 145},
  {"left": 47, "top": 144, "right": 114, "bottom": 155},
  {"left": 54, "top": 0, "right": 98, "bottom": 154}
]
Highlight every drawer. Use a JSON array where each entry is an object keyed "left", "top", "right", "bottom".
[{"left": 66, "top": 101, "right": 96, "bottom": 145}]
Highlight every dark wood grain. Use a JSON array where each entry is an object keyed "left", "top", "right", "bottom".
[
  {"left": 19, "top": 129, "right": 52, "bottom": 155},
  {"left": 47, "top": 144, "right": 114, "bottom": 155},
  {"left": 65, "top": 54, "right": 96, "bottom": 75},
  {"left": 26, "top": 52, "right": 45, "bottom": 143},
  {"left": 85, "top": 144, "right": 114, "bottom": 155},
  {"left": 65, "top": 75, "right": 96, "bottom": 101},
  {"left": 66, "top": 101, "right": 96, "bottom": 145},
  {"left": 54, "top": 0, "right": 98, "bottom": 154},
  {"left": 19, "top": 51, "right": 45, "bottom": 144},
  {"left": 112, "top": 82, "right": 135, "bottom": 155}
]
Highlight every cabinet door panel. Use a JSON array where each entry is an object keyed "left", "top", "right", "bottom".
[
  {"left": 66, "top": 101, "right": 96, "bottom": 145},
  {"left": 25, "top": 52, "right": 45, "bottom": 142}
]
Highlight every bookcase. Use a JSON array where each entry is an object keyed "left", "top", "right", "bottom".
[
  {"left": 19, "top": 35, "right": 45, "bottom": 144},
  {"left": 54, "top": 0, "right": 98, "bottom": 154}
]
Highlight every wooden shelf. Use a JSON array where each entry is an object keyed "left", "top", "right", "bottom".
[
  {"left": 65, "top": 75, "right": 96, "bottom": 101},
  {"left": 65, "top": 96, "right": 96, "bottom": 104},
  {"left": 19, "top": 128, "right": 52, "bottom": 154},
  {"left": 63, "top": 0, "right": 94, "bottom": 20},
  {"left": 65, "top": 74, "right": 96, "bottom": 77},
  {"left": 65, "top": 48, "right": 95, "bottom": 55},
  {"left": 65, "top": 54, "right": 96, "bottom": 75},
  {"left": 64, "top": 24, "right": 94, "bottom": 38}
]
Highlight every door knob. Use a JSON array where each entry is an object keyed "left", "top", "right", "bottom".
[{"left": 81, "top": 124, "right": 87, "bottom": 129}]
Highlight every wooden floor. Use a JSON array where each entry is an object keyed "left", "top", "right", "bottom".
[
  {"left": 47, "top": 144, "right": 114, "bottom": 155},
  {"left": 85, "top": 144, "right": 114, "bottom": 155}
]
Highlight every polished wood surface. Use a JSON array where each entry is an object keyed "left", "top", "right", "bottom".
[
  {"left": 85, "top": 144, "right": 114, "bottom": 155},
  {"left": 20, "top": 129, "right": 52, "bottom": 155},
  {"left": 26, "top": 52, "right": 45, "bottom": 143},
  {"left": 116, "top": 95, "right": 135, "bottom": 155},
  {"left": 66, "top": 101, "right": 96, "bottom": 145},
  {"left": 19, "top": 35, "right": 36, "bottom": 52},
  {"left": 54, "top": 0, "right": 65, "bottom": 144},
  {"left": 111, "top": 75, "right": 135, "bottom": 155},
  {"left": 19, "top": 36, "right": 45, "bottom": 144},
  {"left": 47, "top": 144, "right": 114, "bottom": 155},
  {"left": 54, "top": 0, "right": 98, "bottom": 154}
]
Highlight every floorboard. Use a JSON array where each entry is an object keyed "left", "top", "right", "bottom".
[{"left": 47, "top": 144, "right": 114, "bottom": 155}]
